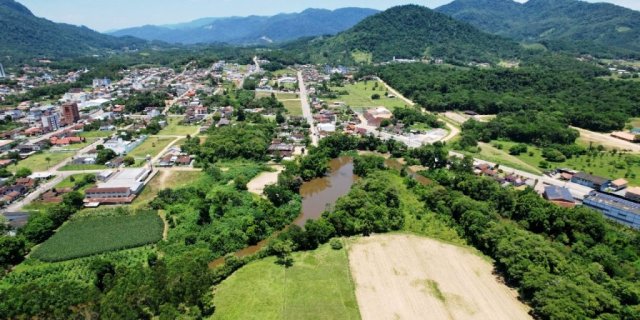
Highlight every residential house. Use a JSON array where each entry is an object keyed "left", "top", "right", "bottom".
[
  {"left": 543, "top": 185, "right": 576, "bottom": 208},
  {"left": 610, "top": 179, "right": 629, "bottom": 191}
]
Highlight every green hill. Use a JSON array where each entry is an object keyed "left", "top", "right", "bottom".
[
  {"left": 0, "top": 0, "right": 146, "bottom": 63},
  {"left": 290, "top": 5, "right": 522, "bottom": 65},
  {"left": 437, "top": 0, "right": 640, "bottom": 58}
]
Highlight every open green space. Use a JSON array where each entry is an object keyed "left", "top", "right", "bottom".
[
  {"left": 128, "top": 137, "right": 176, "bottom": 159},
  {"left": 158, "top": 116, "right": 199, "bottom": 136},
  {"left": 78, "top": 130, "right": 114, "bottom": 139},
  {"left": 628, "top": 118, "right": 640, "bottom": 129},
  {"left": 468, "top": 141, "right": 544, "bottom": 175},
  {"left": 328, "top": 81, "right": 408, "bottom": 110},
  {"left": 282, "top": 99, "right": 303, "bottom": 116},
  {"left": 132, "top": 170, "right": 204, "bottom": 209},
  {"left": 11, "top": 152, "right": 71, "bottom": 173},
  {"left": 30, "top": 211, "right": 163, "bottom": 262},
  {"left": 58, "top": 164, "right": 106, "bottom": 171},
  {"left": 212, "top": 243, "right": 360, "bottom": 320},
  {"left": 55, "top": 174, "right": 95, "bottom": 191}
]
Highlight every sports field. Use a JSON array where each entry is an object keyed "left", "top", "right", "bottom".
[{"left": 213, "top": 243, "right": 360, "bottom": 320}]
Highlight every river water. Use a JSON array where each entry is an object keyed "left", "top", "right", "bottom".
[{"left": 209, "top": 156, "right": 356, "bottom": 267}]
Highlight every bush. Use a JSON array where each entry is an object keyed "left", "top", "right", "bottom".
[
  {"left": 329, "top": 238, "right": 343, "bottom": 250},
  {"left": 371, "top": 93, "right": 381, "bottom": 100},
  {"left": 509, "top": 144, "right": 528, "bottom": 156},
  {"left": 542, "top": 148, "right": 567, "bottom": 162}
]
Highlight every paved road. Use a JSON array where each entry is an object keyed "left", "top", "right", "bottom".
[{"left": 298, "top": 71, "right": 319, "bottom": 147}]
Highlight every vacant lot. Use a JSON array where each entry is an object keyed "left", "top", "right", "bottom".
[
  {"left": 213, "top": 243, "right": 360, "bottom": 320},
  {"left": 11, "top": 151, "right": 71, "bottom": 173},
  {"left": 329, "top": 81, "right": 408, "bottom": 111},
  {"left": 282, "top": 99, "right": 303, "bottom": 116},
  {"left": 158, "top": 116, "right": 199, "bottom": 136},
  {"left": 348, "top": 234, "right": 531, "bottom": 320},
  {"left": 247, "top": 166, "right": 283, "bottom": 195},
  {"left": 132, "top": 170, "right": 203, "bottom": 208},
  {"left": 128, "top": 137, "right": 176, "bottom": 159},
  {"left": 31, "top": 211, "right": 163, "bottom": 262},
  {"left": 78, "top": 130, "right": 114, "bottom": 139}
]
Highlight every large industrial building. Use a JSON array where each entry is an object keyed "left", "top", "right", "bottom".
[{"left": 84, "top": 168, "right": 152, "bottom": 206}]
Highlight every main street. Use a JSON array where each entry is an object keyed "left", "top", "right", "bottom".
[{"left": 298, "top": 71, "right": 319, "bottom": 147}]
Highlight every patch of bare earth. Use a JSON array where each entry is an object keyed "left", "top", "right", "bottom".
[
  {"left": 247, "top": 165, "right": 284, "bottom": 196},
  {"left": 348, "top": 234, "right": 531, "bottom": 320}
]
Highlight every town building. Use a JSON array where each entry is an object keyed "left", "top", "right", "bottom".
[
  {"left": 84, "top": 168, "right": 151, "bottom": 205},
  {"left": 625, "top": 187, "right": 640, "bottom": 203},
  {"left": 61, "top": 103, "right": 80, "bottom": 125},
  {"left": 543, "top": 185, "right": 576, "bottom": 208},
  {"left": 583, "top": 191, "right": 640, "bottom": 229},
  {"left": 41, "top": 113, "right": 62, "bottom": 132},
  {"left": 570, "top": 172, "right": 610, "bottom": 191}
]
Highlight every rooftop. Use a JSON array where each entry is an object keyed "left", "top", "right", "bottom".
[{"left": 585, "top": 192, "right": 640, "bottom": 216}]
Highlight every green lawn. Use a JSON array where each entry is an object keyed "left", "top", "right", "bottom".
[
  {"left": 470, "top": 141, "right": 544, "bottom": 174},
  {"left": 158, "top": 117, "right": 199, "bottom": 136},
  {"left": 212, "top": 243, "right": 360, "bottom": 320},
  {"left": 282, "top": 100, "right": 303, "bottom": 116},
  {"left": 55, "top": 174, "right": 95, "bottom": 190},
  {"left": 58, "top": 164, "right": 107, "bottom": 171},
  {"left": 128, "top": 137, "right": 176, "bottom": 159},
  {"left": 79, "top": 131, "right": 114, "bottom": 139},
  {"left": 11, "top": 152, "right": 71, "bottom": 173},
  {"left": 329, "top": 81, "right": 408, "bottom": 110},
  {"left": 31, "top": 211, "right": 163, "bottom": 262}
]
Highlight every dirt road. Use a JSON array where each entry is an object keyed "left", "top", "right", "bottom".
[
  {"left": 574, "top": 127, "right": 640, "bottom": 153},
  {"left": 348, "top": 234, "right": 531, "bottom": 320}
]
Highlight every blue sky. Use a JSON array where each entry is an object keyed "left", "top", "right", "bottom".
[{"left": 18, "top": 0, "right": 640, "bottom": 32}]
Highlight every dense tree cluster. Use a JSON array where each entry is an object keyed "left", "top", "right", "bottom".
[
  {"left": 417, "top": 167, "right": 640, "bottom": 320},
  {"left": 196, "top": 124, "right": 275, "bottom": 164},
  {"left": 372, "top": 56, "right": 640, "bottom": 132},
  {"left": 392, "top": 106, "right": 444, "bottom": 128},
  {"left": 124, "top": 91, "right": 169, "bottom": 114}
]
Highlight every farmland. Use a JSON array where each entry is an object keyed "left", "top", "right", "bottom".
[
  {"left": 30, "top": 211, "right": 163, "bottom": 262},
  {"left": 328, "top": 81, "right": 409, "bottom": 111},
  {"left": 348, "top": 234, "right": 531, "bottom": 320},
  {"left": 128, "top": 136, "right": 176, "bottom": 159},
  {"left": 212, "top": 243, "right": 360, "bottom": 320}
]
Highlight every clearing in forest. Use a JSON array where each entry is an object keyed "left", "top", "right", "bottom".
[{"left": 348, "top": 234, "right": 532, "bottom": 320}]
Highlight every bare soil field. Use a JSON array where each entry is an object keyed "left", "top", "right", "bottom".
[
  {"left": 574, "top": 127, "right": 640, "bottom": 153},
  {"left": 348, "top": 234, "right": 532, "bottom": 320},
  {"left": 247, "top": 165, "right": 284, "bottom": 195}
]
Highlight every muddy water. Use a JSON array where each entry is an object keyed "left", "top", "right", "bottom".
[{"left": 209, "top": 157, "right": 356, "bottom": 268}]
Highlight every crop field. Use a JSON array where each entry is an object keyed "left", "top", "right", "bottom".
[
  {"left": 213, "top": 243, "right": 360, "bottom": 320},
  {"left": 128, "top": 137, "right": 176, "bottom": 159},
  {"left": 158, "top": 116, "right": 199, "bottom": 136},
  {"left": 348, "top": 234, "right": 531, "bottom": 320},
  {"left": 11, "top": 151, "right": 71, "bottom": 173},
  {"left": 31, "top": 211, "right": 163, "bottom": 262},
  {"left": 329, "top": 81, "right": 409, "bottom": 110}
]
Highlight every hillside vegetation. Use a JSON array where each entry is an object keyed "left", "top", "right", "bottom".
[
  {"left": 438, "top": 0, "right": 640, "bottom": 58},
  {"left": 289, "top": 5, "right": 523, "bottom": 65}
]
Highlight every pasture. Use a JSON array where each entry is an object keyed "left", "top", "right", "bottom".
[
  {"left": 31, "top": 211, "right": 163, "bottom": 262},
  {"left": 212, "top": 243, "right": 360, "bottom": 320}
]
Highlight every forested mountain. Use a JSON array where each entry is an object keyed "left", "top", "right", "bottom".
[
  {"left": 109, "top": 8, "right": 379, "bottom": 45},
  {"left": 437, "top": 0, "right": 640, "bottom": 57},
  {"left": 0, "top": 0, "right": 145, "bottom": 62},
  {"left": 288, "top": 5, "right": 523, "bottom": 65}
]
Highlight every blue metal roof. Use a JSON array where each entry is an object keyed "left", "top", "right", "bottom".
[{"left": 544, "top": 185, "right": 574, "bottom": 202}]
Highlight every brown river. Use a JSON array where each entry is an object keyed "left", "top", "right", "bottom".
[{"left": 210, "top": 156, "right": 357, "bottom": 267}]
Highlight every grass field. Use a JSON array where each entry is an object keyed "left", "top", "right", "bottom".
[
  {"left": 11, "top": 152, "right": 71, "bottom": 173},
  {"left": 31, "top": 211, "right": 163, "bottom": 262},
  {"left": 256, "top": 91, "right": 299, "bottom": 100},
  {"left": 55, "top": 174, "right": 95, "bottom": 190},
  {"left": 329, "top": 81, "right": 408, "bottom": 110},
  {"left": 212, "top": 243, "right": 360, "bottom": 320},
  {"left": 78, "top": 130, "right": 114, "bottom": 139},
  {"left": 128, "top": 137, "right": 176, "bottom": 159},
  {"left": 282, "top": 100, "right": 303, "bottom": 116},
  {"left": 480, "top": 140, "right": 640, "bottom": 184},
  {"left": 158, "top": 117, "right": 199, "bottom": 136},
  {"left": 58, "top": 164, "right": 106, "bottom": 171},
  {"left": 132, "top": 170, "right": 204, "bottom": 209},
  {"left": 470, "top": 142, "right": 543, "bottom": 174}
]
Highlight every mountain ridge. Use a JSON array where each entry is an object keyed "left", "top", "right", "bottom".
[
  {"left": 437, "top": 0, "right": 640, "bottom": 57},
  {"left": 109, "top": 8, "right": 380, "bottom": 45}
]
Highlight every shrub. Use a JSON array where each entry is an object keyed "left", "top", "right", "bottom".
[{"left": 330, "top": 238, "right": 343, "bottom": 250}]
